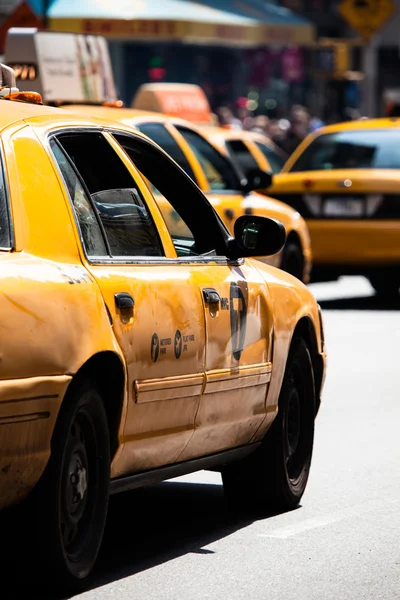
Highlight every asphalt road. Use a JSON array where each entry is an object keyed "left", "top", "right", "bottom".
[{"left": 5, "top": 276, "right": 400, "bottom": 600}]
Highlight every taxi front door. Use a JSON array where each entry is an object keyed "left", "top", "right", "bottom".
[{"left": 179, "top": 260, "right": 273, "bottom": 461}]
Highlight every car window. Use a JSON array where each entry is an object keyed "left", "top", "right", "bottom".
[
  {"left": 50, "top": 140, "right": 108, "bottom": 257},
  {"left": 175, "top": 126, "right": 241, "bottom": 191},
  {"left": 290, "top": 129, "right": 400, "bottom": 171},
  {"left": 0, "top": 157, "right": 11, "bottom": 248},
  {"left": 135, "top": 122, "right": 196, "bottom": 182},
  {"left": 254, "top": 142, "right": 285, "bottom": 173},
  {"left": 226, "top": 140, "right": 259, "bottom": 177},
  {"left": 54, "top": 132, "right": 164, "bottom": 258},
  {"left": 113, "top": 132, "right": 230, "bottom": 259}
]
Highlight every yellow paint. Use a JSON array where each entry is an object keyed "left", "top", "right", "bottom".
[{"left": 0, "top": 99, "right": 325, "bottom": 510}]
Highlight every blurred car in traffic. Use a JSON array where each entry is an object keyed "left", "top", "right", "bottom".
[
  {"left": 62, "top": 104, "right": 312, "bottom": 282},
  {"left": 0, "top": 65, "right": 326, "bottom": 589},
  {"left": 268, "top": 118, "right": 400, "bottom": 298},
  {"left": 204, "top": 127, "right": 288, "bottom": 174}
]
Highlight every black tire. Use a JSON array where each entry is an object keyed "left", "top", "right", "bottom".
[
  {"left": 222, "top": 338, "right": 315, "bottom": 512},
  {"left": 369, "top": 273, "right": 400, "bottom": 301},
  {"left": 280, "top": 240, "right": 305, "bottom": 281},
  {"left": 32, "top": 381, "right": 110, "bottom": 590}
]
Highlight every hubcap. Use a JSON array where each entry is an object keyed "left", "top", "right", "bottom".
[{"left": 61, "top": 415, "right": 94, "bottom": 555}]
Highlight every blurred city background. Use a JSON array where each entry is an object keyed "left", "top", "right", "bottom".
[{"left": 1, "top": 0, "right": 399, "bottom": 154}]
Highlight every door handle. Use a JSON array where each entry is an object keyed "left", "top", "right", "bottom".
[
  {"left": 203, "top": 288, "right": 220, "bottom": 304},
  {"left": 114, "top": 292, "right": 134, "bottom": 310}
]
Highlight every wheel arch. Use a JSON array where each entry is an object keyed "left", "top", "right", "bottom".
[
  {"left": 61, "top": 351, "right": 125, "bottom": 459},
  {"left": 292, "top": 316, "right": 324, "bottom": 416}
]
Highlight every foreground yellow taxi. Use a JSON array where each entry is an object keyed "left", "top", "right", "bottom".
[
  {"left": 0, "top": 69, "right": 325, "bottom": 589},
  {"left": 63, "top": 104, "right": 312, "bottom": 282},
  {"left": 269, "top": 118, "right": 400, "bottom": 298}
]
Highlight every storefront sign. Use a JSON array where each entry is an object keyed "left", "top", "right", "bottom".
[{"left": 282, "top": 47, "right": 304, "bottom": 82}]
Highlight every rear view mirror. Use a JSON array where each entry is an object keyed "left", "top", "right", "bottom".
[
  {"left": 241, "top": 168, "right": 273, "bottom": 193},
  {"left": 232, "top": 215, "right": 286, "bottom": 258}
]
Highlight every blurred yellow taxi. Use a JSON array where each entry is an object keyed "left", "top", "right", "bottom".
[
  {"left": 205, "top": 127, "right": 287, "bottom": 174},
  {"left": 269, "top": 118, "right": 400, "bottom": 298}
]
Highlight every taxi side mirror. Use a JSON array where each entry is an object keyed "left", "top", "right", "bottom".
[
  {"left": 241, "top": 168, "right": 273, "bottom": 193},
  {"left": 232, "top": 215, "right": 286, "bottom": 258}
]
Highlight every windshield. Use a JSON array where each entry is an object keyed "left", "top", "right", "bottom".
[{"left": 290, "top": 129, "right": 400, "bottom": 171}]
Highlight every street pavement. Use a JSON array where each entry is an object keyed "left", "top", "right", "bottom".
[{"left": 6, "top": 276, "right": 400, "bottom": 599}]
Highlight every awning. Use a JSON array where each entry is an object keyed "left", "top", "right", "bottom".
[
  {"left": 46, "top": 0, "right": 260, "bottom": 47},
  {"left": 190, "top": 1, "right": 314, "bottom": 44},
  {"left": 46, "top": 0, "right": 314, "bottom": 46}
]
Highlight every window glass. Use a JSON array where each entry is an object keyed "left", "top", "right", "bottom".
[
  {"left": 290, "top": 129, "right": 400, "bottom": 172},
  {"left": 50, "top": 140, "right": 107, "bottom": 256},
  {"left": 115, "top": 134, "right": 196, "bottom": 257},
  {"left": 176, "top": 127, "right": 241, "bottom": 191},
  {"left": 0, "top": 158, "right": 11, "bottom": 248},
  {"left": 56, "top": 133, "right": 164, "bottom": 258},
  {"left": 136, "top": 123, "right": 196, "bottom": 181},
  {"left": 255, "top": 142, "right": 285, "bottom": 173},
  {"left": 114, "top": 133, "right": 226, "bottom": 258},
  {"left": 226, "top": 140, "right": 259, "bottom": 177}
]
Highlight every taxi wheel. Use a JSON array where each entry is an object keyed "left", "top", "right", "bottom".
[
  {"left": 280, "top": 240, "right": 305, "bottom": 281},
  {"left": 33, "top": 382, "right": 110, "bottom": 590},
  {"left": 369, "top": 274, "right": 400, "bottom": 301},
  {"left": 222, "top": 338, "right": 315, "bottom": 512}
]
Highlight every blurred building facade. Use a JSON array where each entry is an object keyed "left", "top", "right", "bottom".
[{"left": 2, "top": 0, "right": 400, "bottom": 118}]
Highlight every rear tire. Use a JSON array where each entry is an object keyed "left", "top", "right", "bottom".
[
  {"left": 32, "top": 381, "right": 110, "bottom": 591},
  {"left": 280, "top": 240, "right": 305, "bottom": 281},
  {"left": 222, "top": 338, "right": 315, "bottom": 512}
]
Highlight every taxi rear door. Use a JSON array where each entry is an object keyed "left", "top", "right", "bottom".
[{"left": 50, "top": 130, "right": 206, "bottom": 477}]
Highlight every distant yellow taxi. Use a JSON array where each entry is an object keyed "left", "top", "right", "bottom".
[
  {"left": 269, "top": 118, "right": 400, "bottom": 298},
  {"left": 205, "top": 127, "right": 287, "bottom": 174},
  {"left": 0, "top": 67, "right": 325, "bottom": 588},
  {"left": 63, "top": 104, "right": 312, "bottom": 282}
]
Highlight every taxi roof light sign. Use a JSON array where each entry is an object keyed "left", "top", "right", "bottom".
[
  {"left": 132, "top": 83, "right": 213, "bottom": 125},
  {"left": 4, "top": 28, "right": 117, "bottom": 104}
]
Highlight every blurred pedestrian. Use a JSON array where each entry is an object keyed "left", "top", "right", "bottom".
[
  {"left": 282, "top": 107, "right": 310, "bottom": 155},
  {"left": 216, "top": 106, "right": 242, "bottom": 130}
]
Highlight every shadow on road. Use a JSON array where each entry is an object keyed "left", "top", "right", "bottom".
[
  {"left": 318, "top": 295, "right": 400, "bottom": 311},
  {"left": 1, "top": 479, "right": 294, "bottom": 599}
]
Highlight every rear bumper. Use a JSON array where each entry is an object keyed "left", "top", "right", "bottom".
[
  {"left": 0, "top": 375, "right": 70, "bottom": 510},
  {"left": 308, "top": 220, "right": 400, "bottom": 268}
]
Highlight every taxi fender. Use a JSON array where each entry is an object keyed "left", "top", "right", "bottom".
[{"left": 251, "top": 261, "right": 324, "bottom": 429}]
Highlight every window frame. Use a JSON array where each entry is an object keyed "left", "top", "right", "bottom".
[
  {"left": 47, "top": 127, "right": 240, "bottom": 267},
  {"left": 174, "top": 125, "right": 244, "bottom": 194},
  {"left": 135, "top": 121, "right": 197, "bottom": 182},
  {"left": 0, "top": 149, "right": 14, "bottom": 251}
]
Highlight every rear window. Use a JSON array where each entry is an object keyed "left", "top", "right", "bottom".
[{"left": 290, "top": 129, "right": 400, "bottom": 171}]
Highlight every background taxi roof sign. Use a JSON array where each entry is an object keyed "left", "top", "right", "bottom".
[
  {"left": 4, "top": 28, "right": 117, "bottom": 104},
  {"left": 132, "top": 83, "right": 213, "bottom": 124}
]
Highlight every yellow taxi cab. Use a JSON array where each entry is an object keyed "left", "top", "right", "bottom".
[
  {"left": 0, "top": 65, "right": 326, "bottom": 588},
  {"left": 62, "top": 104, "right": 312, "bottom": 282},
  {"left": 204, "top": 126, "right": 288, "bottom": 174},
  {"left": 269, "top": 118, "right": 400, "bottom": 298}
]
